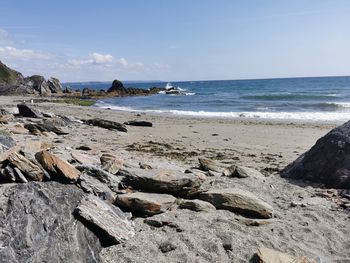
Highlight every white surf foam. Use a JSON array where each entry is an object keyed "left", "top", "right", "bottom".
[{"left": 94, "top": 102, "right": 350, "bottom": 122}]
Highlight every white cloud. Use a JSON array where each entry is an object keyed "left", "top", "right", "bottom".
[
  {"left": 0, "top": 46, "right": 53, "bottom": 60},
  {"left": 68, "top": 52, "right": 114, "bottom": 66}
]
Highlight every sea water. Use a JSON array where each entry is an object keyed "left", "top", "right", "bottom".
[{"left": 66, "top": 76, "right": 350, "bottom": 122}]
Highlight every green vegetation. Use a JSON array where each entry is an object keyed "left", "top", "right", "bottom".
[
  {"left": 0, "top": 129, "right": 11, "bottom": 136},
  {"left": 54, "top": 99, "right": 96, "bottom": 107},
  {"left": 0, "top": 61, "right": 22, "bottom": 84}
]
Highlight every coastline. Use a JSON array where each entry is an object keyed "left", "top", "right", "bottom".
[{"left": 0, "top": 95, "right": 349, "bottom": 261}]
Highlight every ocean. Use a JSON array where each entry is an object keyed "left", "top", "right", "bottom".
[{"left": 65, "top": 76, "right": 350, "bottom": 122}]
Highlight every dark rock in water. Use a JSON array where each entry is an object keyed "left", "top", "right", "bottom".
[
  {"left": 0, "top": 182, "right": 102, "bottom": 263},
  {"left": 75, "top": 195, "right": 135, "bottom": 247},
  {"left": 47, "top": 77, "right": 63, "bottom": 93},
  {"left": 124, "top": 120, "right": 153, "bottom": 127},
  {"left": 107, "top": 79, "right": 124, "bottom": 93},
  {"left": 119, "top": 168, "right": 204, "bottom": 198},
  {"left": 281, "top": 121, "right": 350, "bottom": 189},
  {"left": 17, "top": 103, "right": 43, "bottom": 118},
  {"left": 85, "top": 118, "right": 127, "bottom": 132},
  {"left": 63, "top": 86, "right": 74, "bottom": 93},
  {"left": 24, "top": 121, "right": 69, "bottom": 135}
]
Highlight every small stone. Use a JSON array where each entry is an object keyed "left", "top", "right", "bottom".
[
  {"left": 198, "top": 158, "right": 221, "bottom": 172},
  {"left": 100, "top": 153, "right": 123, "bottom": 174},
  {"left": 159, "top": 242, "right": 176, "bottom": 253}
]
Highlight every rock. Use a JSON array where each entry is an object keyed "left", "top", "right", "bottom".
[
  {"left": 199, "top": 188, "right": 273, "bottom": 219},
  {"left": 24, "top": 121, "right": 69, "bottom": 135},
  {"left": 107, "top": 79, "right": 125, "bottom": 93},
  {"left": 17, "top": 103, "right": 43, "bottom": 118},
  {"left": 35, "top": 150, "right": 80, "bottom": 182},
  {"left": 124, "top": 120, "right": 153, "bottom": 127},
  {"left": 7, "top": 152, "right": 45, "bottom": 181},
  {"left": 281, "top": 120, "right": 350, "bottom": 189},
  {"left": 71, "top": 151, "right": 98, "bottom": 165},
  {"left": 119, "top": 168, "right": 204, "bottom": 198},
  {"left": 100, "top": 153, "right": 123, "bottom": 174},
  {"left": 13, "top": 167, "right": 28, "bottom": 183},
  {"left": 0, "top": 165, "right": 16, "bottom": 182},
  {"left": 0, "top": 135, "right": 16, "bottom": 151},
  {"left": 223, "top": 165, "right": 264, "bottom": 179},
  {"left": 115, "top": 192, "right": 176, "bottom": 216},
  {"left": 85, "top": 118, "right": 127, "bottom": 133},
  {"left": 198, "top": 158, "right": 222, "bottom": 172},
  {"left": 238, "top": 218, "right": 280, "bottom": 226},
  {"left": 0, "top": 182, "right": 102, "bottom": 262},
  {"left": 75, "top": 195, "right": 134, "bottom": 246},
  {"left": 76, "top": 165, "right": 122, "bottom": 196},
  {"left": 25, "top": 75, "right": 51, "bottom": 96},
  {"left": 0, "top": 114, "right": 13, "bottom": 124},
  {"left": 178, "top": 199, "right": 216, "bottom": 212},
  {"left": 159, "top": 242, "right": 176, "bottom": 253},
  {"left": 0, "top": 60, "right": 24, "bottom": 87},
  {"left": 76, "top": 145, "right": 92, "bottom": 151},
  {"left": 252, "top": 247, "right": 310, "bottom": 263},
  {"left": 47, "top": 77, "right": 63, "bottom": 93}
]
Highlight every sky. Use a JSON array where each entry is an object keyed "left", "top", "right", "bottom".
[{"left": 0, "top": 0, "right": 349, "bottom": 82}]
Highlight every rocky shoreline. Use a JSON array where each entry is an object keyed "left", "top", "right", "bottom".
[{"left": 0, "top": 97, "right": 348, "bottom": 262}]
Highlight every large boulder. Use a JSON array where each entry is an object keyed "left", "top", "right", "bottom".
[
  {"left": 199, "top": 188, "right": 273, "bottom": 219},
  {"left": 281, "top": 121, "right": 350, "bottom": 189},
  {"left": 47, "top": 77, "right": 63, "bottom": 93},
  {"left": 25, "top": 75, "right": 51, "bottom": 96},
  {"left": 119, "top": 168, "right": 204, "bottom": 198},
  {"left": 0, "top": 182, "right": 102, "bottom": 263},
  {"left": 115, "top": 192, "right": 176, "bottom": 216},
  {"left": 107, "top": 79, "right": 125, "bottom": 93},
  {"left": 75, "top": 195, "right": 135, "bottom": 246}
]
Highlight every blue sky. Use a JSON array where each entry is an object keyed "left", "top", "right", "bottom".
[{"left": 0, "top": 0, "right": 349, "bottom": 82}]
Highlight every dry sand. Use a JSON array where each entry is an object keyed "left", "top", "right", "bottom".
[{"left": 0, "top": 96, "right": 349, "bottom": 262}]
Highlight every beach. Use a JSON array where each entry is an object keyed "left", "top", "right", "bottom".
[{"left": 0, "top": 96, "right": 348, "bottom": 262}]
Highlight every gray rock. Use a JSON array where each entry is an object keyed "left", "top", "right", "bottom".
[
  {"left": 75, "top": 195, "right": 134, "bottom": 246},
  {"left": 100, "top": 153, "right": 123, "bottom": 174},
  {"left": 1, "top": 165, "right": 16, "bottom": 182},
  {"left": 85, "top": 118, "right": 127, "bottom": 133},
  {"left": 0, "top": 135, "right": 16, "bottom": 151},
  {"left": 13, "top": 167, "right": 28, "bottom": 183},
  {"left": 178, "top": 199, "right": 216, "bottom": 212},
  {"left": 251, "top": 247, "right": 309, "bottom": 263},
  {"left": 199, "top": 188, "right": 273, "bottom": 219},
  {"left": 47, "top": 77, "right": 63, "bottom": 93},
  {"left": 198, "top": 158, "right": 222, "bottom": 172},
  {"left": 115, "top": 192, "right": 176, "bottom": 216},
  {"left": 24, "top": 121, "right": 69, "bottom": 135},
  {"left": 25, "top": 75, "right": 51, "bottom": 96},
  {"left": 17, "top": 103, "right": 43, "bottom": 118},
  {"left": 119, "top": 168, "right": 204, "bottom": 198},
  {"left": 281, "top": 120, "right": 350, "bottom": 188},
  {"left": 223, "top": 165, "right": 264, "bottom": 179},
  {"left": 0, "top": 182, "right": 102, "bottom": 263},
  {"left": 76, "top": 165, "right": 122, "bottom": 196}
]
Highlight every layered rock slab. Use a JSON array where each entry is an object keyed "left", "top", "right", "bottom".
[{"left": 199, "top": 188, "right": 273, "bottom": 219}]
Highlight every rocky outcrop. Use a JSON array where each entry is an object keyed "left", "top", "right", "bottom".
[
  {"left": 106, "top": 79, "right": 165, "bottom": 97},
  {"left": 47, "top": 77, "right": 63, "bottom": 93},
  {"left": 107, "top": 79, "right": 124, "bottom": 92},
  {"left": 0, "top": 182, "right": 102, "bottom": 263},
  {"left": 119, "top": 168, "right": 204, "bottom": 198},
  {"left": 24, "top": 75, "right": 51, "bottom": 96},
  {"left": 85, "top": 118, "right": 127, "bottom": 132},
  {"left": 75, "top": 195, "right": 135, "bottom": 246},
  {"left": 281, "top": 120, "right": 350, "bottom": 189},
  {"left": 199, "top": 188, "right": 273, "bottom": 219},
  {"left": 115, "top": 192, "right": 176, "bottom": 216}
]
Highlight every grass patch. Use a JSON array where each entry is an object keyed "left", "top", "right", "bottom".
[
  {"left": 0, "top": 129, "right": 10, "bottom": 136},
  {"left": 54, "top": 99, "right": 96, "bottom": 107}
]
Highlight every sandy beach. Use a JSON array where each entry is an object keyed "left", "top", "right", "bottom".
[{"left": 0, "top": 96, "right": 348, "bottom": 262}]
